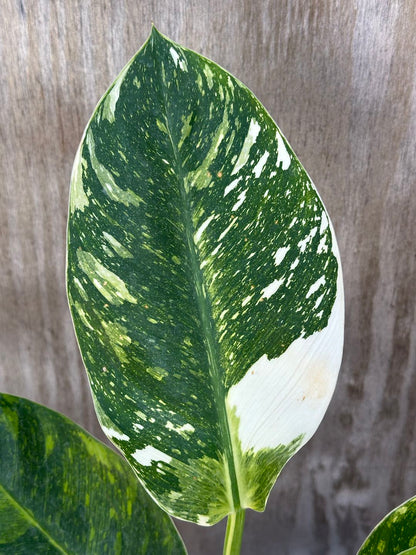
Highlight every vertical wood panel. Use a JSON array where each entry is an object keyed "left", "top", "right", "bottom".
[{"left": 1, "top": 1, "right": 415, "bottom": 552}]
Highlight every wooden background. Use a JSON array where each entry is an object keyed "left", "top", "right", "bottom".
[{"left": 1, "top": 1, "right": 415, "bottom": 553}]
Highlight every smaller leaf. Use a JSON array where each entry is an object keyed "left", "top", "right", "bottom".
[
  {"left": 0, "top": 393, "right": 186, "bottom": 554},
  {"left": 357, "top": 495, "right": 416, "bottom": 554}
]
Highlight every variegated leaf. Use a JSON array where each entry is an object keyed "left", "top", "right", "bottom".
[
  {"left": 358, "top": 496, "right": 416, "bottom": 554},
  {"left": 67, "top": 27, "right": 344, "bottom": 525},
  {"left": 0, "top": 393, "right": 185, "bottom": 554}
]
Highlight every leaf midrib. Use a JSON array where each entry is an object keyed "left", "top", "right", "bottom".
[
  {"left": 151, "top": 36, "right": 241, "bottom": 513},
  {"left": 0, "top": 482, "right": 70, "bottom": 554}
]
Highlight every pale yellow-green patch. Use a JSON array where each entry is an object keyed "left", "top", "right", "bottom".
[
  {"left": 88, "top": 527, "right": 95, "bottom": 543},
  {"left": 45, "top": 435, "right": 55, "bottom": 457},
  {"left": 225, "top": 129, "right": 236, "bottom": 156},
  {"left": 135, "top": 410, "right": 147, "bottom": 421},
  {"left": 392, "top": 506, "right": 408, "bottom": 520},
  {"left": 78, "top": 431, "right": 112, "bottom": 469},
  {"left": 204, "top": 64, "right": 214, "bottom": 89},
  {"left": 101, "top": 63, "right": 131, "bottom": 123},
  {"left": 70, "top": 146, "right": 89, "bottom": 213},
  {"left": 73, "top": 277, "right": 88, "bottom": 300},
  {"left": 377, "top": 540, "right": 386, "bottom": 552},
  {"left": 77, "top": 250, "right": 137, "bottom": 305},
  {"left": 225, "top": 405, "right": 304, "bottom": 512},
  {"left": 166, "top": 452, "right": 231, "bottom": 525},
  {"left": 160, "top": 62, "right": 166, "bottom": 85},
  {"left": 103, "top": 231, "right": 133, "bottom": 259},
  {"left": 156, "top": 119, "right": 168, "bottom": 134},
  {"left": 102, "top": 245, "right": 115, "bottom": 258},
  {"left": 178, "top": 113, "right": 193, "bottom": 150},
  {"left": 165, "top": 421, "right": 195, "bottom": 438},
  {"left": 75, "top": 301, "right": 94, "bottom": 330},
  {"left": 146, "top": 366, "right": 169, "bottom": 381},
  {"left": 86, "top": 130, "right": 143, "bottom": 207},
  {"left": 102, "top": 320, "right": 131, "bottom": 344},
  {"left": 118, "top": 149, "right": 127, "bottom": 162},
  {"left": 196, "top": 73, "right": 204, "bottom": 93},
  {"left": 102, "top": 320, "right": 132, "bottom": 363},
  {"left": 186, "top": 107, "right": 229, "bottom": 191},
  {"left": 168, "top": 491, "right": 182, "bottom": 502}
]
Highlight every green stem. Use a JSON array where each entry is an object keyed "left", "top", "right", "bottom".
[{"left": 223, "top": 509, "right": 246, "bottom": 555}]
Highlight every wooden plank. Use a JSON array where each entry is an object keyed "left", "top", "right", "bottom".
[{"left": 1, "top": 0, "right": 415, "bottom": 552}]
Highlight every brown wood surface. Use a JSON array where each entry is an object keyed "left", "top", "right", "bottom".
[{"left": 1, "top": 1, "right": 415, "bottom": 553}]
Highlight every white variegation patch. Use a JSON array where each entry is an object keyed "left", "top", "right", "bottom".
[
  {"left": 197, "top": 515, "right": 211, "bottom": 526},
  {"left": 274, "top": 246, "right": 290, "bottom": 266},
  {"left": 317, "top": 235, "right": 328, "bottom": 254},
  {"left": 261, "top": 278, "right": 285, "bottom": 299},
  {"left": 320, "top": 210, "right": 329, "bottom": 233},
  {"left": 298, "top": 226, "right": 318, "bottom": 253},
  {"left": 232, "top": 189, "right": 247, "bottom": 211},
  {"left": 195, "top": 214, "right": 215, "bottom": 242},
  {"left": 132, "top": 446, "right": 172, "bottom": 467},
  {"left": 165, "top": 421, "right": 195, "bottom": 437},
  {"left": 306, "top": 275, "right": 326, "bottom": 298},
  {"left": 169, "top": 47, "right": 180, "bottom": 66},
  {"left": 169, "top": 47, "right": 188, "bottom": 71},
  {"left": 102, "top": 426, "right": 130, "bottom": 441},
  {"left": 218, "top": 219, "right": 237, "bottom": 241},
  {"left": 253, "top": 151, "right": 270, "bottom": 178},
  {"left": 276, "top": 131, "right": 291, "bottom": 170},
  {"left": 231, "top": 119, "right": 261, "bottom": 175},
  {"left": 227, "top": 240, "right": 344, "bottom": 452},
  {"left": 241, "top": 295, "right": 252, "bottom": 307},
  {"left": 224, "top": 177, "right": 242, "bottom": 197}
]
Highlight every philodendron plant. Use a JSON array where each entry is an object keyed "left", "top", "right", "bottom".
[
  {"left": 66, "top": 26, "right": 344, "bottom": 552},
  {"left": 0, "top": 27, "right": 349, "bottom": 554}
]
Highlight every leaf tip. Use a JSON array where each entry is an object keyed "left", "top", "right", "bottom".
[{"left": 150, "top": 24, "right": 165, "bottom": 41}]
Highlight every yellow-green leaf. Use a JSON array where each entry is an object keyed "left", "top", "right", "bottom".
[
  {"left": 0, "top": 393, "right": 185, "bottom": 554},
  {"left": 358, "top": 496, "right": 416, "bottom": 555}
]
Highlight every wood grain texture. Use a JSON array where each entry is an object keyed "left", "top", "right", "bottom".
[{"left": 1, "top": 1, "right": 415, "bottom": 553}]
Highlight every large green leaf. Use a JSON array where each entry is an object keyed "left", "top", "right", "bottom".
[
  {"left": 67, "top": 27, "right": 344, "bottom": 525},
  {"left": 357, "top": 496, "right": 416, "bottom": 554},
  {"left": 0, "top": 393, "right": 185, "bottom": 554}
]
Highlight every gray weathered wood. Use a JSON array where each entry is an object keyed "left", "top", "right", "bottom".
[{"left": 1, "top": 1, "right": 415, "bottom": 553}]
